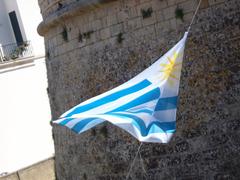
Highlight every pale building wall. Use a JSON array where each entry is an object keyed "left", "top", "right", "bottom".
[
  {"left": 0, "top": 0, "right": 45, "bottom": 56},
  {"left": 0, "top": 0, "right": 16, "bottom": 45},
  {"left": 3, "top": 0, "right": 27, "bottom": 42},
  {"left": 16, "top": 0, "right": 45, "bottom": 56}
]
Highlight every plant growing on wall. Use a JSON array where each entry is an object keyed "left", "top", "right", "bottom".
[
  {"left": 78, "top": 32, "right": 83, "bottom": 42},
  {"left": 141, "top": 7, "right": 153, "bottom": 19},
  {"left": 78, "top": 31, "right": 94, "bottom": 42},
  {"left": 61, "top": 26, "right": 68, "bottom": 42},
  {"left": 83, "top": 173, "right": 87, "bottom": 180},
  {"left": 83, "top": 31, "right": 93, "bottom": 39},
  {"left": 57, "top": 2, "right": 64, "bottom": 10},
  {"left": 117, "top": 32, "right": 124, "bottom": 44},
  {"left": 10, "top": 42, "right": 29, "bottom": 60},
  {"left": 175, "top": 7, "right": 184, "bottom": 21},
  {"left": 100, "top": 125, "right": 108, "bottom": 138},
  {"left": 46, "top": 50, "right": 50, "bottom": 59},
  {"left": 2, "top": 56, "right": 9, "bottom": 62},
  {"left": 91, "top": 128, "right": 96, "bottom": 136}
]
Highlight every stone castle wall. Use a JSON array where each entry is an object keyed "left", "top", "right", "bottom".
[{"left": 38, "top": 0, "right": 240, "bottom": 179}]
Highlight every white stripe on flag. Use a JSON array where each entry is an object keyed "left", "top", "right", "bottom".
[
  {"left": 70, "top": 84, "right": 158, "bottom": 116},
  {"left": 60, "top": 80, "right": 145, "bottom": 117}
]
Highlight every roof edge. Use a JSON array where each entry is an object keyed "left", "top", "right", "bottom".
[{"left": 37, "top": 0, "right": 117, "bottom": 36}]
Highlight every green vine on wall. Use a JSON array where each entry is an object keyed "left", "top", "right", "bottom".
[
  {"left": 10, "top": 42, "right": 29, "bottom": 59},
  {"left": 100, "top": 125, "right": 108, "bottom": 138},
  {"left": 117, "top": 32, "right": 124, "bottom": 44},
  {"left": 61, "top": 26, "right": 68, "bottom": 42},
  {"left": 83, "top": 31, "right": 93, "bottom": 39},
  {"left": 46, "top": 50, "right": 50, "bottom": 59},
  {"left": 78, "top": 31, "right": 94, "bottom": 42},
  {"left": 141, "top": 7, "right": 153, "bottom": 19},
  {"left": 175, "top": 7, "right": 184, "bottom": 21},
  {"left": 57, "top": 2, "right": 63, "bottom": 10},
  {"left": 91, "top": 128, "right": 96, "bottom": 136},
  {"left": 78, "top": 33, "right": 83, "bottom": 42},
  {"left": 83, "top": 173, "right": 87, "bottom": 180}
]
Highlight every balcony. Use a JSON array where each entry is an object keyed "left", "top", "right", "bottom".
[{"left": 0, "top": 41, "right": 33, "bottom": 63}]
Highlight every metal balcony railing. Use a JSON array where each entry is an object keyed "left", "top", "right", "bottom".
[{"left": 0, "top": 41, "right": 33, "bottom": 63}]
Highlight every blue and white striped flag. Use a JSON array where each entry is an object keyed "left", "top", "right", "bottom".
[{"left": 54, "top": 32, "right": 188, "bottom": 143}]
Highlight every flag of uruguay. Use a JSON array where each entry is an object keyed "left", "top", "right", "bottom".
[{"left": 54, "top": 32, "right": 188, "bottom": 143}]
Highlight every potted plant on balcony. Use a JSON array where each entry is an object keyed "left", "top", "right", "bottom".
[{"left": 10, "top": 42, "right": 29, "bottom": 60}]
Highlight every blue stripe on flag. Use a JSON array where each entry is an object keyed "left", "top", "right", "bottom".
[
  {"left": 148, "top": 123, "right": 175, "bottom": 134},
  {"left": 64, "top": 80, "right": 152, "bottom": 117},
  {"left": 71, "top": 118, "right": 97, "bottom": 133},
  {"left": 59, "top": 117, "right": 75, "bottom": 126},
  {"left": 127, "top": 109, "right": 153, "bottom": 115},
  {"left": 107, "top": 112, "right": 175, "bottom": 136},
  {"left": 155, "top": 96, "right": 178, "bottom": 111},
  {"left": 109, "top": 88, "right": 160, "bottom": 113},
  {"left": 58, "top": 111, "right": 175, "bottom": 135},
  {"left": 108, "top": 113, "right": 147, "bottom": 135}
]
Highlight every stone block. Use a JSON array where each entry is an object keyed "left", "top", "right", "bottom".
[
  {"left": 178, "top": 0, "right": 199, "bottom": 14},
  {"left": 91, "top": 19, "right": 102, "bottom": 31},
  {"left": 94, "top": 7, "right": 107, "bottom": 19},
  {"left": 56, "top": 34, "right": 63, "bottom": 46},
  {"left": 155, "top": 10, "right": 164, "bottom": 22},
  {"left": 209, "top": 0, "right": 226, "bottom": 5},
  {"left": 117, "top": 7, "right": 138, "bottom": 22},
  {"left": 151, "top": 0, "right": 168, "bottom": 11},
  {"left": 155, "top": 20, "right": 171, "bottom": 37},
  {"left": 126, "top": 17, "right": 142, "bottom": 31},
  {"left": 200, "top": 0, "right": 210, "bottom": 9},
  {"left": 106, "top": 14, "right": 118, "bottom": 26},
  {"left": 163, "top": 5, "right": 177, "bottom": 20},
  {"left": 117, "top": 10, "right": 129, "bottom": 22},
  {"left": 140, "top": 0, "right": 152, "bottom": 4},
  {"left": 100, "top": 27, "right": 111, "bottom": 40},
  {"left": 110, "top": 23, "right": 124, "bottom": 36},
  {"left": 142, "top": 10, "right": 157, "bottom": 26},
  {"left": 167, "top": 0, "right": 176, "bottom": 6},
  {"left": 170, "top": 18, "right": 177, "bottom": 30},
  {"left": 106, "top": 1, "right": 121, "bottom": 15}
]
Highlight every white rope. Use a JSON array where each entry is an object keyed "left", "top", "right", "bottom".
[
  {"left": 139, "top": 150, "right": 147, "bottom": 175},
  {"left": 187, "top": 0, "right": 203, "bottom": 32},
  {"left": 125, "top": 143, "right": 143, "bottom": 180}
]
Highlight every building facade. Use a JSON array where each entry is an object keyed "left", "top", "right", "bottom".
[
  {"left": 38, "top": 0, "right": 240, "bottom": 179},
  {"left": 0, "top": 0, "right": 44, "bottom": 61},
  {"left": 0, "top": 0, "right": 26, "bottom": 61},
  {"left": 0, "top": 0, "right": 27, "bottom": 46}
]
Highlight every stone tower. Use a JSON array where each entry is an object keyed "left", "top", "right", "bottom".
[{"left": 38, "top": 0, "right": 240, "bottom": 179}]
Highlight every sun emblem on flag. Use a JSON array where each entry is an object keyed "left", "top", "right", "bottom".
[{"left": 159, "top": 52, "right": 182, "bottom": 85}]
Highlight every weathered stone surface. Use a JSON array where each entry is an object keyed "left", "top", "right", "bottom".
[{"left": 38, "top": 0, "right": 240, "bottom": 179}]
